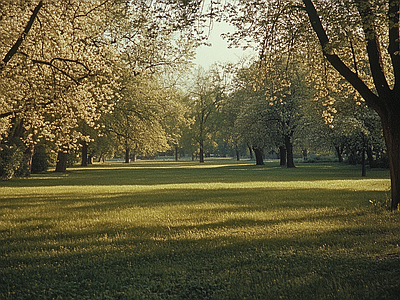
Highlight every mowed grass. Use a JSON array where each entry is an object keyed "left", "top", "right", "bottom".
[{"left": 0, "top": 160, "right": 399, "bottom": 299}]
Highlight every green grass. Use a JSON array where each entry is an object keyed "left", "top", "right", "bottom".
[{"left": 1, "top": 160, "right": 399, "bottom": 299}]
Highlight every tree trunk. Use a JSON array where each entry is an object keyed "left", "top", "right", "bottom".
[
  {"left": 248, "top": 145, "right": 253, "bottom": 160},
  {"left": 302, "top": 148, "right": 308, "bottom": 160},
  {"left": 279, "top": 146, "right": 286, "bottom": 166},
  {"left": 367, "top": 147, "right": 376, "bottom": 168},
  {"left": 382, "top": 114, "right": 400, "bottom": 210},
  {"left": 236, "top": 148, "right": 240, "bottom": 161},
  {"left": 81, "top": 142, "right": 88, "bottom": 166},
  {"left": 124, "top": 142, "right": 130, "bottom": 163},
  {"left": 55, "top": 151, "right": 67, "bottom": 172},
  {"left": 175, "top": 145, "right": 179, "bottom": 161},
  {"left": 199, "top": 141, "right": 204, "bottom": 163},
  {"left": 253, "top": 147, "right": 264, "bottom": 165},
  {"left": 335, "top": 145, "right": 344, "bottom": 163},
  {"left": 284, "top": 135, "right": 295, "bottom": 168},
  {"left": 23, "top": 143, "right": 35, "bottom": 177},
  {"left": 361, "top": 148, "right": 366, "bottom": 177}
]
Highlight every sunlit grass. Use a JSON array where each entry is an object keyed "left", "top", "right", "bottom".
[{"left": 1, "top": 160, "right": 399, "bottom": 299}]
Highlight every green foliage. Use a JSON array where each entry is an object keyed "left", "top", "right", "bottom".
[
  {"left": 0, "top": 143, "right": 24, "bottom": 180},
  {"left": 1, "top": 161, "right": 399, "bottom": 299},
  {"left": 31, "top": 144, "right": 50, "bottom": 174}
]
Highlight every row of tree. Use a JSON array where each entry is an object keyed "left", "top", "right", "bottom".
[
  {"left": 1, "top": 0, "right": 399, "bottom": 210},
  {"left": 0, "top": 0, "right": 199, "bottom": 175},
  {"left": 178, "top": 59, "right": 386, "bottom": 171}
]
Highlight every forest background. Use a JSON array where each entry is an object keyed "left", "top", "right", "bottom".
[{"left": 0, "top": 0, "right": 397, "bottom": 208}]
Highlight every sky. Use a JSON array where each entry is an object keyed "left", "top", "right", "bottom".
[{"left": 194, "top": 21, "right": 255, "bottom": 69}]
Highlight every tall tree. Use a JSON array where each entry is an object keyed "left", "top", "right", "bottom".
[
  {"left": 218, "top": 0, "right": 400, "bottom": 209},
  {"left": 300, "top": 0, "right": 400, "bottom": 209},
  {"left": 186, "top": 67, "right": 224, "bottom": 163}
]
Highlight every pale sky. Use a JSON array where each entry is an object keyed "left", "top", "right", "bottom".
[{"left": 194, "top": 21, "right": 255, "bottom": 69}]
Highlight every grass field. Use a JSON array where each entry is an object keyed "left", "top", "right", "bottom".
[{"left": 1, "top": 160, "right": 399, "bottom": 299}]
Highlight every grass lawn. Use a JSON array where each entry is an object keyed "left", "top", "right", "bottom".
[{"left": 0, "top": 160, "right": 399, "bottom": 299}]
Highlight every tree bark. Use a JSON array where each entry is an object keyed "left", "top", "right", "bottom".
[
  {"left": 362, "top": 148, "right": 367, "bottom": 177},
  {"left": 335, "top": 145, "right": 344, "bottom": 163},
  {"left": 284, "top": 135, "right": 295, "bottom": 168},
  {"left": 199, "top": 141, "right": 204, "bottom": 163},
  {"left": 367, "top": 147, "right": 376, "bottom": 168},
  {"left": 382, "top": 113, "right": 400, "bottom": 210},
  {"left": 23, "top": 143, "right": 35, "bottom": 177},
  {"left": 124, "top": 141, "right": 130, "bottom": 163},
  {"left": 279, "top": 146, "right": 286, "bottom": 166},
  {"left": 81, "top": 142, "right": 88, "bottom": 166},
  {"left": 236, "top": 148, "right": 240, "bottom": 161},
  {"left": 248, "top": 145, "right": 254, "bottom": 160},
  {"left": 253, "top": 147, "right": 264, "bottom": 165},
  {"left": 175, "top": 145, "right": 179, "bottom": 161},
  {"left": 55, "top": 151, "right": 67, "bottom": 172}
]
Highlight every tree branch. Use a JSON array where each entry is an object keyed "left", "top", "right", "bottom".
[
  {"left": 1, "top": 1, "right": 43, "bottom": 71},
  {"left": 32, "top": 58, "right": 91, "bottom": 84},
  {"left": 388, "top": 0, "right": 400, "bottom": 92},
  {"left": 0, "top": 111, "right": 15, "bottom": 119},
  {"left": 353, "top": 0, "right": 391, "bottom": 97},
  {"left": 302, "top": 0, "right": 381, "bottom": 112}
]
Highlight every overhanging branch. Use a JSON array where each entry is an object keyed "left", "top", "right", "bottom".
[{"left": 1, "top": 1, "right": 43, "bottom": 72}]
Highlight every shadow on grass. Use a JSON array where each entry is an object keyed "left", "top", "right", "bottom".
[
  {"left": 0, "top": 162, "right": 396, "bottom": 299},
  {"left": 2, "top": 222, "right": 400, "bottom": 299},
  {"left": 0, "top": 161, "right": 390, "bottom": 188},
  {"left": 1, "top": 190, "right": 399, "bottom": 299}
]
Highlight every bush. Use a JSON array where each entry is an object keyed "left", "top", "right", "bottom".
[{"left": 0, "top": 143, "right": 24, "bottom": 180}]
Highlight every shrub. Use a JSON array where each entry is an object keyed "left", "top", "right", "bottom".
[{"left": 0, "top": 143, "right": 24, "bottom": 180}]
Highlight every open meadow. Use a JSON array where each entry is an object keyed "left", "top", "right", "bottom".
[{"left": 1, "top": 160, "right": 399, "bottom": 299}]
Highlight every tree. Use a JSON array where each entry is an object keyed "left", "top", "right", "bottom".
[
  {"left": 0, "top": 1, "right": 121, "bottom": 174},
  {"left": 217, "top": 0, "right": 400, "bottom": 209},
  {"left": 106, "top": 70, "right": 189, "bottom": 163},
  {"left": 186, "top": 67, "right": 225, "bottom": 163},
  {"left": 300, "top": 0, "right": 400, "bottom": 209},
  {"left": 1, "top": 0, "right": 201, "bottom": 175}
]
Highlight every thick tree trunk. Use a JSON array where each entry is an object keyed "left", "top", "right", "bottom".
[
  {"left": 279, "top": 146, "right": 286, "bottom": 166},
  {"left": 81, "top": 142, "right": 88, "bottom": 166},
  {"left": 236, "top": 149, "right": 240, "bottom": 161},
  {"left": 175, "top": 145, "right": 179, "bottom": 161},
  {"left": 285, "top": 135, "right": 295, "bottom": 168},
  {"left": 382, "top": 115, "right": 400, "bottom": 210},
  {"left": 55, "top": 151, "right": 67, "bottom": 172},
  {"left": 199, "top": 141, "right": 204, "bottom": 163},
  {"left": 253, "top": 147, "right": 264, "bottom": 165}
]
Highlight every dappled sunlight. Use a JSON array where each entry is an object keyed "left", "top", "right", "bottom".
[
  {"left": 1, "top": 162, "right": 398, "bottom": 299},
  {"left": 0, "top": 178, "right": 391, "bottom": 200}
]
